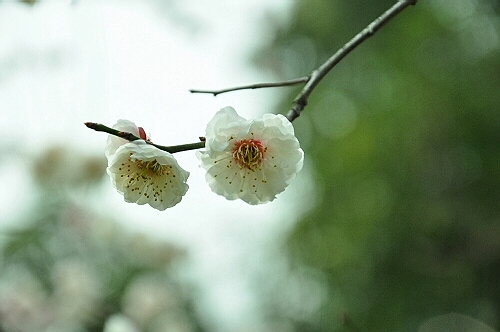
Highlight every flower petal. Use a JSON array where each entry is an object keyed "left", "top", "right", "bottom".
[{"left": 106, "top": 119, "right": 141, "bottom": 159}]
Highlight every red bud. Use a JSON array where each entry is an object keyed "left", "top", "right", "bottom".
[{"left": 138, "top": 127, "right": 147, "bottom": 140}]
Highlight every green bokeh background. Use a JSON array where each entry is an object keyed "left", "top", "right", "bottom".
[
  {"left": 1, "top": 1, "right": 499, "bottom": 331},
  {"left": 255, "top": 0, "right": 500, "bottom": 331}
]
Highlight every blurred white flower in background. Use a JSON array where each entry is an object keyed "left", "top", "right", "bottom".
[
  {"left": 197, "top": 106, "right": 304, "bottom": 204},
  {"left": 122, "top": 274, "right": 183, "bottom": 329},
  {"left": 0, "top": 267, "right": 50, "bottom": 332},
  {"left": 51, "top": 260, "right": 102, "bottom": 324},
  {"left": 107, "top": 140, "right": 190, "bottom": 210},
  {"left": 103, "top": 314, "right": 140, "bottom": 332}
]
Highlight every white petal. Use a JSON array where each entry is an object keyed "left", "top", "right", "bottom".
[
  {"left": 204, "top": 107, "right": 252, "bottom": 154},
  {"left": 205, "top": 106, "right": 244, "bottom": 139},
  {"left": 105, "top": 119, "right": 141, "bottom": 159},
  {"left": 262, "top": 113, "right": 295, "bottom": 135}
]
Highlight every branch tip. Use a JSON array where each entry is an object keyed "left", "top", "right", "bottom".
[{"left": 84, "top": 122, "right": 97, "bottom": 129}]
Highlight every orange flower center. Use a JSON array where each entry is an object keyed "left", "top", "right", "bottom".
[{"left": 232, "top": 139, "right": 265, "bottom": 170}]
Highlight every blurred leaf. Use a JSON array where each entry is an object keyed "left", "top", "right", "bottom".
[
  {"left": 419, "top": 313, "right": 497, "bottom": 332},
  {"left": 255, "top": 0, "right": 500, "bottom": 330}
]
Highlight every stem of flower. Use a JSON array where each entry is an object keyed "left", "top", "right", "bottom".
[
  {"left": 84, "top": 122, "right": 205, "bottom": 153},
  {"left": 166, "top": 141, "right": 206, "bottom": 153},
  {"left": 85, "top": 122, "right": 140, "bottom": 141}
]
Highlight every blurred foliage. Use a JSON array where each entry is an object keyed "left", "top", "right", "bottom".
[
  {"left": 255, "top": 0, "right": 500, "bottom": 331},
  {"left": 0, "top": 146, "right": 204, "bottom": 332},
  {"left": 17, "top": 0, "right": 37, "bottom": 5}
]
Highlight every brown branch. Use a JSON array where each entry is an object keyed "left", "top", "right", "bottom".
[
  {"left": 84, "top": 122, "right": 205, "bottom": 153},
  {"left": 286, "top": 0, "right": 417, "bottom": 121},
  {"left": 189, "top": 0, "right": 417, "bottom": 122},
  {"left": 189, "top": 76, "right": 310, "bottom": 96}
]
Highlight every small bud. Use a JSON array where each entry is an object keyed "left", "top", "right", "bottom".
[{"left": 138, "top": 127, "right": 147, "bottom": 140}]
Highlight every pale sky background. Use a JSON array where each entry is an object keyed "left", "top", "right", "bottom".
[{"left": 0, "top": 1, "right": 319, "bottom": 331}]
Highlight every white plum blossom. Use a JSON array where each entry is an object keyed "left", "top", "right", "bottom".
[
  {"left": 105, "top": 119, "right": 149, "bottom": 158},
  {"left": 107, "top": 140, "right": 189, "bottom": 210},
  {"left": 197, "top": 106, "right": 304, "bottom": 204},
  {"left": 103, "top": 314, "right": 140, "bottom": 332}
]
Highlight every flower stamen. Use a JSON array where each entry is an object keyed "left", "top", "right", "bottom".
[
  {"left": 232, "top": 139, "right": 265, "bottom": 170},
  {"left": 136, "top": 159, "right": 170, "bottom": 175}
]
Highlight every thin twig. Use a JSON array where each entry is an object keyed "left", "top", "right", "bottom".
[
  {"left": 189, "top": 1, "right": 416, "bottom": 121},
  {"left": 88, "top": 1, "right": 416, "bottom": 153},
  {"left": 84, "top": 122, "right": 205, "bottom": 153},
  {"left": 189, "top": 76, "right": 310, "bottom": 96},
  {"left": 286, "top": 0, "right": 417, "bottom": 121}
]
